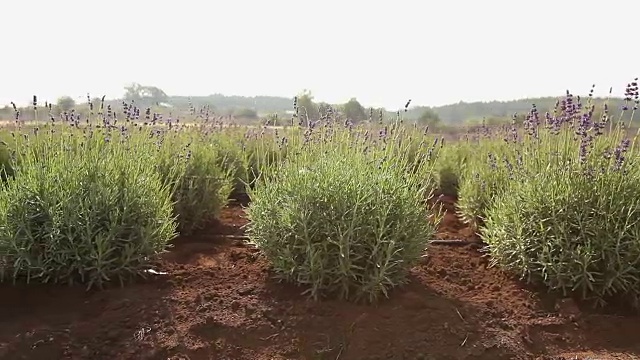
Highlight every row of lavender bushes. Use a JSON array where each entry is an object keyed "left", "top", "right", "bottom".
[
  {"left": 2, "top": 84, "right": 639, "bottom": 308},
  {"left": 0, "top": 99, "right": 449, "bottom": 301},
  {"left": 244, "top": 86, "right": 640, "bottom": 307}
]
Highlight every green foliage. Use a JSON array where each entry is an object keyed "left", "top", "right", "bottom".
[
  {"left": 56, "top": 96, "right": 76, "bottom": 112},
  {"left": 124, "top": 83, "right": 169, "bottom": 105},
  {"left": 482, "top": 164, "right": 640, "bottom": 306},
  {"left": 156, "top": 134, "right": 235, "bottom": 235},
  {"left": 246, "top": 131, "right": 441, "bottom": 303},
  {"left": 0, "top": 130, "right": 177, "bottom": 289},
  {"left": 0, "top": 135, "right": 15, "bottom": 182},
  {"left": 296, "top": 90, "right": 319, "bottom": 121},
  {"left": 416, "top": 107, "right": 441, "bottom": 127},
  {"left": 476, "top": 89, "right": 640, "bottom": 306},
  {"left": 341, "top": 98, "right": 367, "bottom": 122},
  {"left": 233, "top": 107, "right": 258, "bottom": 119},
  {"left": 6, "top": 81, "right": 640, "bottom": 310},
  {"left": 456, "top": 157, "right": 511, "bottom": 229},
  {"left": 454, "top": 132, "right": 516, "bottom": 229},
  {"left": 434, "top": 142, "right": 467, "bottom": 197}
]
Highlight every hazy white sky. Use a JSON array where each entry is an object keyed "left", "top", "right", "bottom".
[{"left": 1, "top": 0, "right": 638, "bottom": 109}]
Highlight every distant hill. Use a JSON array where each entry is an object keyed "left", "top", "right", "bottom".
[
  {"left": 414, "top": 97, "right": 634, "bottom": 124},
  {"left": 169, "top": 94, "right": 634, "bottom": 124}
]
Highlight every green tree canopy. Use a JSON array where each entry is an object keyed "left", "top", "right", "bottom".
[
  {"left": 296, "top": 89, "right": 319, "bottom": 121},
  {"left": 341, "top": 98, "right": 367, "bottom": 122},
  {"left": 416, "top": 107, "right": 441, "bottom": 126},
  {"left": 124, "top": 83, "right": 169, "bottom": 105},
  {"left": 56, "top": 96, "right": 76, "bottom": 112}
]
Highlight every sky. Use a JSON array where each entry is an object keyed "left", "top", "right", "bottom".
[{"left": 1, "top": 0, "right": 638, "bottom": 110}]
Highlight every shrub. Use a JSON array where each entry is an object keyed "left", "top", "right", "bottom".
[
  {"left": 215, "top": 141, "right": 249, "bottom": 199},
  {"left": 434, "top": 141, "right": 468, "bottom": 197},
  {"left": 456, "top": 136, "right": 515, "bottom": 230},
  {"left": 213, "top": 128, "right": 290, "bottom": 199},
  {"left": 183, "top": 150, "right": 232, "bottom": 233},
  {"left": 246, "top": 141, "right": 441, "bottom": 303},
  {"left": 0, "top": 130, "right": 176, "bottom": 288},
  {"left": 482, "top": 164, "right": 640, "bottom": 306},
  {"left": 480, "top": 87, "right": 640, "bottom": 306},
  {"left": 437, "top": 166, "right": 459, "bottom": 197},
  {"left": 0, "top": 138, "right": 14, "bottom": 182},
  {"left": 456, "top": 154, "right": 511, "bottom": 230},
  {"left": 174, "top": 146, "right": 233, "bottom": 235},
  {"left": 154, "top": 132, "right": 234, "bottom": 235}
]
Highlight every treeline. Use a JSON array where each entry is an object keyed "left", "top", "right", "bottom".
[
  {"left": 414, "top": 97, "right": 636, "bottom": 124},
  {"left": 1, "top": 83, "right": 636, "bottom": 126}
]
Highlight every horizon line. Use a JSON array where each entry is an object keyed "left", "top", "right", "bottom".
[{"left": 0, "top": 91, "right": 626, "bottom": 110}]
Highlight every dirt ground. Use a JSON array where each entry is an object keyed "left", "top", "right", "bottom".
[{"left": 0, "top": 197, "right": 639, "bottom": 360}]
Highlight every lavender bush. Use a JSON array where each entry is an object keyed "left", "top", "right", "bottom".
[
  {"left": 0, "top": 96, "right": 252, "bottom": 287},
  {"left": 456, "top": 136, "right": 514, "bottom": 230},
  {"left": 154, "top": 130, "right": 235, "bottom": 235},
  {"left": 480, "top": 82, "right": 640, "bottom": 306},
  {"left": 0, "top": 126, "right": 177, "bottom": 288},
  {"left": 245, "top": 113, "right": 442, "bottom": 303},
  {"left": 432, "top": 137, "right": 468, "bottom": 197}
]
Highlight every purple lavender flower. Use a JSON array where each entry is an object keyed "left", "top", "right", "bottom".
[
  {"left": 609, "top": 138, "right": 632, "bottom": 170},
  {"left": 278, "top": 137, "right": 288, "bottom": 150},
  {"left": 504, "top": 114, "right": 519, "bottom": 143},
  {"left": 379, "top": 126, "right": 388, "bottom": 140},
  {"left": 578, "top": 134, "right": 594, "bottom": 164},
  {"left": 503, "top": 156, "right": 513, "bottom": 173},
  {"left": 515, "top": 150, "right": 523, "bottom": 168},
  {"left": 488, "top": 153, "right": 497, "bottom": 170}
]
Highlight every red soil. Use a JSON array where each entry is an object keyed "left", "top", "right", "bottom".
[{"left": 1, "top": 197, "right": 639, "bottom": 360}]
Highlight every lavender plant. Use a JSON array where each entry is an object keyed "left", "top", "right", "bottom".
[
  {"left": 245, "top": 114, "right": 441, "bottom": 303},
  {"left": 0, "top": 126, "right": 177, "bottom": 289},
  {"left": 456, "top": 137, "right": 515, "bottom": 230},
  {"left": 433, "top": 137, "right": 468, "bottom": 197},
  {"left": 480, "top": 82, "right": 640, "bottom": 307},
  {"left": 153, "top": 130, "right": 235, "bottom": 235},
  {"left": 0, "top": 97, "right": 252, "bottom": 287}
]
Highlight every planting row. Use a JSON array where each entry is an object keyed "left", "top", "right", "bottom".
[{"left": 1, "top": 84, "right": 639, "bottom": 309}]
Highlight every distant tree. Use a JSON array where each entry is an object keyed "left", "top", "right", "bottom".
[
  {"left": 416, "top": 107, "right": 441, "bottom": 127},
  {"left": 296, "top": 89, "right": 319, "bottom": 121},
  {"left": 124, "top": 83, "right": 142, "bottom": 101},
  {"left": 264, "top": 113, "right": 280, "bottom": 125},
  {"left": 124, "top": 83, "right": 169, "bottom": 105},
  {"left": 233, "top": 107, "right": 258, "bottom": 119},
  {"left": 145, "top": 86, "right": 169, "bottom": 104},
  {"left": 0, "top": 105, "right": 12, "bottom": 120},
  {"left": 368, "top": 107, "right": 388, "bottom": 123},
  {"left": 56, "top": 96, "right": 76, "bottom": 112},
  {"left": 91, "top": 97, "right": 104, "bottom": 108},
  {"left": 317, "top": 102, "right": 332, "bottom": 117},
  {"left": 341, "top": 98, "right": 367, "bottom": 122}
]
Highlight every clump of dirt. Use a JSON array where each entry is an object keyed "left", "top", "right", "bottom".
[{"left": 0, "top": 197, "right": 638, "bottom": 360}]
